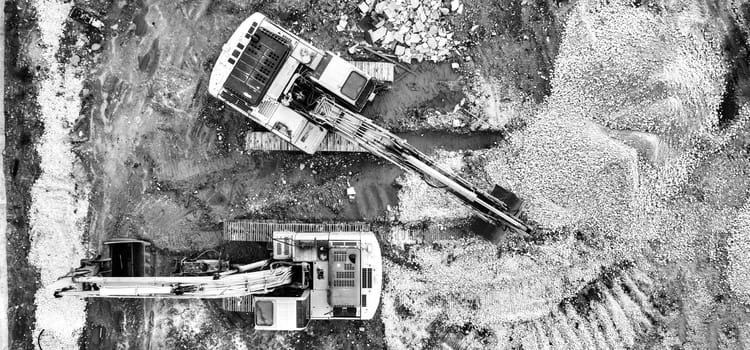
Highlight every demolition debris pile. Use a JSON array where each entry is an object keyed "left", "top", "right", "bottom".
[{"left": 345, "top": 0, "right": 463, "bottom": 62}]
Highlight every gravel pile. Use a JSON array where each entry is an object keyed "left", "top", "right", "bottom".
[
  {"left": 485, "top": 112, "right": 640, "bottom": 233},
  {"left": 550, "top": 2, "right": 725, "bottom": 147},
  {"left": 728, "top": 205, "right": 750, "bottom": 304},
  {"left": 353, "top": 0, "right": 461, "bottom": 62}
]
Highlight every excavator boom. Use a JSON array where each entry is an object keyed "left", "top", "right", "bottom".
[
  {"left": 311, "top": 98, "right": 530, "bottom": 233},
  {"left": 53, "top": 266, "right": 293, "bottom": 299}
]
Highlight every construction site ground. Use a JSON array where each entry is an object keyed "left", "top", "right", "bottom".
[{"left": 5, "top": 0, "right": 750, "bottom": 349}]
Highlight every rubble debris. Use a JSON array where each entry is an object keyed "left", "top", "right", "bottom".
[
  {"left": 336, "top": 14, "right": 349, "bottom": 31},
  {"left": 357, "top": 0, "right": 460, "bottom": 63}
]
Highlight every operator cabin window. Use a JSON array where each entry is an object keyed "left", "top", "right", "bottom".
[
  {"left": 255, "top": 300, "right": 274, "bottom": 326},
  {"left": 340, "top": 71, "right": 367, "bottom": 100}
]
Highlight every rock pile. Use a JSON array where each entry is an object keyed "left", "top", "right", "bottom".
[{"left": 352, "top": 0, "right": 462, "bottom": 63}]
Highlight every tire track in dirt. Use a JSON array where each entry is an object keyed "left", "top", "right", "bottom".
[
  {"left": 501, "top": 268, "right": 661, "bottom": 350},
  {"left": 421, "top": 264, "right": 661, "bottom": 350}
]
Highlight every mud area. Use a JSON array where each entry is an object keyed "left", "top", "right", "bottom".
[{"left": 6, "top": 0, "right": 750, "bottom": 349}]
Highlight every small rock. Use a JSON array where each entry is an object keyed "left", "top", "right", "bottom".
[
  {"left": 383, "top": 30, "right": 395, "bottom": 45},
  {"left": 374, "top": 2, "right": 387, "bottom": 13},
  {"left": 369, "top": 27, "right": 388, "bottom": 42},
  {"left": 91, "top": 43, "right": 101, "bottom": 51},
  {"left": 70, "top": 54, "right": 80, "bottom": 66},
  {"left": 394, "top": 32, "right": 405, "bottom": 43},
  {"left": 336, "top": 15, "right": 348, "bottom": 31},
  {"left": 384, "top": 8, "right": 397, "bottom": 19},
  {"left": 427, "top": 38, "right": 437, "bottom": 49},
  {"left": 400, "top": 53, "right": 412, "bottom": 63},
  {"left": 300, "top": 163, "right": 306, "bottom": 170},
  {"left": 395, "top": 45, "right": 406, "bottom": 56},
  {"left": 408, "top": 33, "right": 421, "bottom": 44},
  {"left": 358, "top": 2, "right": 370, "bottom": 13},
  {"left": 413, "top": 21, "right": 425, "bottom": 33},
  {"left": 451, "top": 0, "right": 460, "bottom": 12},
  {"left": 451, "top": 62, "right": 460, "bottom": 70}
]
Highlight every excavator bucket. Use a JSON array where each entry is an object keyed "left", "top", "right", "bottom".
[
  {"left": 490, "top": 185, "right": 524, "bottom": 215},
  {"left": 105, "top": 238, "right": 153, "bottom": 277}
]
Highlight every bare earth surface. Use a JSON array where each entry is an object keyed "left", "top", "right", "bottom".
[{"left": 5, "top": 0, "right": 750, "bottom": 349}]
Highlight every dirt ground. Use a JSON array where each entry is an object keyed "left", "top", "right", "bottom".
[
  {"left": 5, "top": 2, "right": 45, "bottom": 348},
  {"left": 6, "top": 0, "right": 566, "bottom": 348},
  {"left": 6, "top": 0, "right": 750, "bottom": 349}
]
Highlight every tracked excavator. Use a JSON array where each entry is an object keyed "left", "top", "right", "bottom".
[
  {"left": 53, "top": 222, "right": 382, "bottom": 331},
  {"left": 208, "top": 13, "right": 530, "bottom": 233}
]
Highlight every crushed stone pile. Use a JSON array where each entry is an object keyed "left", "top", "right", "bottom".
[
  {"left": 350, "top": 0, "right": 462, "bottom": 62},
  {"left": 550, "top": 2, "right": 725, "bottom": 146},
  {"left": 728, "top": 205, "right": 750, "bottom": 304},
  {"left": 486, "top": 112, "right": 639, "bottom": 234}
]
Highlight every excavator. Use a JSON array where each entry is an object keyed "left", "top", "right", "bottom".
[
  {"left": 53, "top": 221, "right": 382, "bottom": 331},
  {"left": 208, "top": 12, "right": 530, "bottom": 233}
]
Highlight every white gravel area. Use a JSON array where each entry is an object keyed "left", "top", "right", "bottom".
[{"left": 26, "top": 1, "right": 90, "bottom": 349}]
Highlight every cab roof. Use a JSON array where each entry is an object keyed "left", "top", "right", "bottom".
[{"left": 221, "top": 26, "right": 290, "bottom": 109}]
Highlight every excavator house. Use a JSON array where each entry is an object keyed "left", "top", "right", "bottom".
[
  {"left": 53, "top": 222, "right": 382, "bottom": 331},
  {"left": 209, "top": 13, "right": 530, "bottom": 233}
]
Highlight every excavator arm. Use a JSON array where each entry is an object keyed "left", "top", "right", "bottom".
[
  {"left": 309, "top": 97, "right": 530, "bottom": 233},
  {"left": 52, "top": 267, "right": 293, "bottom": 299},
  {"left": 52, "top": 239, "right": 297, "bottom": 299}
]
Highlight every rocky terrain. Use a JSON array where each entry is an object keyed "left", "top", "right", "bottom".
[{"left": 4, "top": 0, "right": 750, "bottom": 349}]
